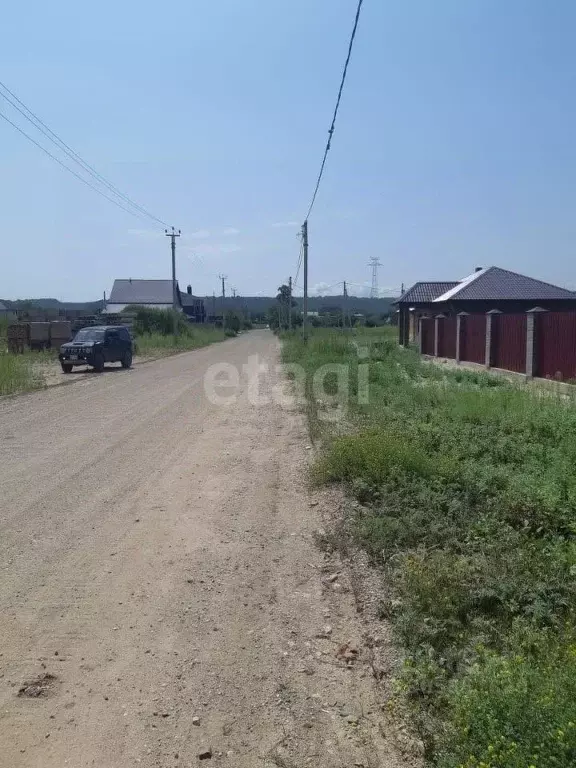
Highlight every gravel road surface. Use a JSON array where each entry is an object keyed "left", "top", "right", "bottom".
[{"left": 0, "top": 331, "right": 410, "bottom": 767}]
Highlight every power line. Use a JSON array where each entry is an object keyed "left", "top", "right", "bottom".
[
  {"left": 304, "top": 0, "right": 364, "bottom": 221},
  {"left": 294, "top": 240, "right": 304, "bottom": 285},
  {"left": 0, "top": 109, "right": 154, "bottom": 222},
  {"left": 0, "top": 80, "right": 168, "bottom": 227}
]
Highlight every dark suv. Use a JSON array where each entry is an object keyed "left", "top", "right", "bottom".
[{"left": 59, "top": 325, "right": 133, "bottom": 373}]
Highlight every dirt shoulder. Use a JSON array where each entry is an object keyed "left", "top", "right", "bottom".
[
  {"left": 0, "top": 331, "right": 416, "bottom": 767},
  {"left": 31, "top": 353, "right": 162, "bottom": 388}
]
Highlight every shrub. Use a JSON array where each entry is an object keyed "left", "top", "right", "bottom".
[
  {"left": 130, "top": 306, "right": 190, "bottom": 336},
  {"left": 438, "top": 629, "right": 576, "bottom": 768}
]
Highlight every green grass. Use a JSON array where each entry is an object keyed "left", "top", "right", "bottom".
[
  {"left": 283, "top": 327, "right": 576, "bottom": 767},
  {"left": 0, "top": 351, "right": 45, "bottom": 396},
  {"left": 0, "top": 323, "right": 226, "bottom": 397},
  {"left": 134, "top": 326, "right": 226, "bottom": 357}
]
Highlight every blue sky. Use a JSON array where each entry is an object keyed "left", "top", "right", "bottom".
[{"left": 2, "top": 0, "right": 576, "bottom": 300}]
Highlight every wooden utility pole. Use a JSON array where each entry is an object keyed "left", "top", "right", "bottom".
[
  {"left": 165, "top": 227, "right": 181, "bottom": 339},
  {"left": 219, "top": 274, "right": 227, "bottom": 325},
  {"left": 288, "top": 276, "right": 293, "bottom": 331},
  {"left": 302, "top": 220, "right": 309, "bottom": 341}
]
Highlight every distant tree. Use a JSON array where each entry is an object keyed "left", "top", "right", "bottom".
[
  {"left": 267, "top": 305, "right": 280, "bottom": 330},
  {"left": 276, "top": 284, "right": 297, "bottom": 330},
  {"left": 224, "top": 310, "right": 242, "bottom": 334}
]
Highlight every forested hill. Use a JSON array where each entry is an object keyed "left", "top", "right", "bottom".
[{"left": 203, "top": 295, "right": 395, "bottom": 315}]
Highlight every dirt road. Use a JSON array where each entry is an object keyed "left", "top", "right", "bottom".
[{"left": 0, "top": 331, "right": 408, "bottom": 768}]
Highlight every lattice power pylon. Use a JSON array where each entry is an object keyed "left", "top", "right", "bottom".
[{"left": 367, "top": 256, "right": 382, "bottom": 298}]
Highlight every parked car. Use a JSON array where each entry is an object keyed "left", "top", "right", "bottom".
[{"left": 59, "top": 325, "right": 133, "bottom": 373}]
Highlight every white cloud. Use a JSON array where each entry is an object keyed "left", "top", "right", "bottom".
[
  {"left": 188, "top": 229, "right": 211, "bottom": 239},
  {"left": 271, "top": 221, "right": 299, "bottom": 228},
  {"left": 222, "top": 227, "right": 240, "bottom": 236},
  {"left": 314, "top": 282, "right": 333, "bottom": 296}
]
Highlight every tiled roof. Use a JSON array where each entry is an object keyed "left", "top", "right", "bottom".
[
  {"left": 397, "top": 282, "right": 459, "bottom": 304},
  {"left": 434, "top": 267, "right": 576, "bottom": 302},
  {"left": 109, "top": 279, "right": 181, "bottom": 305}
]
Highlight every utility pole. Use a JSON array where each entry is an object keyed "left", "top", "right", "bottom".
[
  {"left": 165, "top": 227, "right": 181, "bottom": 339},
  {"left": 302, "top": 220, "right": 309, "bottom": 341},
  {"left": 400, "top": 282, "right": 405, "bottom": 296},
  {"left": 219, "top": 274, "right": 227, "bottom": 326},
  {"left": 288, "top": 276, "right": 293, "bottom": 331},
  {"left": 343, "top": 280, "right": 348, "bottom": 329}
]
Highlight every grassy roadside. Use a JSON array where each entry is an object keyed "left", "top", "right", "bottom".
[
  {"left": 0, "top": 351, "right": 46, "bottom": 396},
  {"left": 134, "top": 327, "right": 226, "bottom": 357},
  {"left": 0, "top": 324, "right": 227, "bottom": 397},
  {"left": 282, "top": 327, "right": 576, "bottom": 768}
]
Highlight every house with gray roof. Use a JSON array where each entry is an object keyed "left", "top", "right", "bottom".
[
  {"left": 105, "top": 279, "right": 183, "bottom": 314},
  {"left": 396, "top": 266, "right": 576, "bottom": 345}
]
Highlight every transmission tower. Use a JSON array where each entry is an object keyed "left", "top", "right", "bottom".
[{"left": 367, "top": 256, "right": 382, "bottom": 298}]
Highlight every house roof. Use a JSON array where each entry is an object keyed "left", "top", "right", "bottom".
[
  {"left": 433, "top": 267, "right": 576, "bottom": 302},
  {"left": 108, "top": 279, "right": 181, "bottom": 305},
  {"left": 397, "top": 282, "right": 459, "bottom": 304},
  {"left": 180, "top": 292, "right": 203, "bottom": 307}
]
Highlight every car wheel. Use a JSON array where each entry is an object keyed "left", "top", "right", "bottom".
[
  {"left": 121, "top": 350, "right": 133, "bottom": 369},
  {"left": 61, "top": 363, "right": 73, "bottom": 374},
  {"left": 92, "top": 353, "right": 105, "bottom": 373}
]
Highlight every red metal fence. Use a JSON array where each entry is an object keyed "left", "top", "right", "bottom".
[
  {"left": 421, "top": 319, "right": 434, "bottom": 355},
  {"left": 419, "top": 310, "right": 576, "bottom": 380},
  {"left": 535, "top": 312, "right": 576, "bottom": 381},
  {"left": 437, "top": 316, "right": 457, "bottom": 358},
  {"left": 491, "top": 314, "right": 527, "bottom": 373},
  {"left": 460, "top": 314, "right": 486, "bottom": 364}
]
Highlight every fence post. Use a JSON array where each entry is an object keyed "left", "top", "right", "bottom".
[
  {"left": 485, "top": 310, "right": 501, "bottom": 369},
  {"left": 434, "top": 314, "right": 445, "bottom": 357},
  {"left": 404, "top": 308, "right": 411, "bottom": 348},
  {"left": 525, "top": 307, "right": 546, "bottom": 379},
  {"left": 456, "top": 312, "right": 468, "bottom": 364}
]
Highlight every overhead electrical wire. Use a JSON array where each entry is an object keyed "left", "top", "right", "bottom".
[
  {"left": 0, "top": 109, "right": 152, "bottom": 222},
  {"left": 304, "top": 0, "right": 364, "bottom": 222},
  {"left": 0, "top": 80, "right": 168, "bottom": 227},
  {"left": 294, "top": 240, "right": 304, "bottom": 285}
]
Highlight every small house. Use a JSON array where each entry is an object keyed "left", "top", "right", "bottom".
[{"left": 105, "top": 279, "right": 183, "bottom": 313}]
